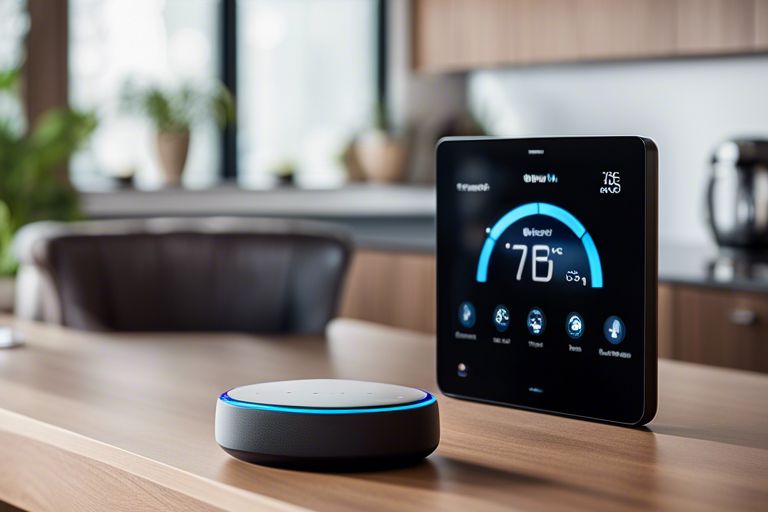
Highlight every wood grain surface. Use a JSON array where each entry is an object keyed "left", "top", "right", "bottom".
[
  {"left": 412, "top": 0, "right": 768, "bottom": 73},
  {"left": 0, "top": 316, "right": 766, "bottom": 511}
]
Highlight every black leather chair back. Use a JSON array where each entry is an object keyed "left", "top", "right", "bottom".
[{"left": 16, "top": 218, "right": 350, "bottom": 334}]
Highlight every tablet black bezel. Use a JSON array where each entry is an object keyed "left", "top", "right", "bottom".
[{"left": 435, "top": 136, "right": 658, "bottom": 426}]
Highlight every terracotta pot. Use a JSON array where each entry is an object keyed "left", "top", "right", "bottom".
[
  {"left": 341, "top": 138, "right": 366, "bottom": 182},
  {"left": 354, "top": 131, "right": 407, "bottom": 183},
  {"left": 0, "top": 276, "right": 14, "bottom": 313},
  {"left": 156, "top": 130, "right": 190, "bottom": 187}
]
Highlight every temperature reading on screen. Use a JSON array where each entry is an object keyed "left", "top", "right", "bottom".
[
  {"left": 511, "top": 244, "right": 554, "bottom": 282},
  {"left": 476, "top": 202, "right": 603, "bottom": 289}
]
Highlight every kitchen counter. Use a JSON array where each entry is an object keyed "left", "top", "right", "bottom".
[
  {"left": 659, "top": 244, "right": 768, "bottom": 293},
  {"left": 82, "top": 184, "right": 436, "bottom": 218}
]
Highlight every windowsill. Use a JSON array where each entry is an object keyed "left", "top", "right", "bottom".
[{"left": 81, "top": 183, "right": 436, "bottom": 219}]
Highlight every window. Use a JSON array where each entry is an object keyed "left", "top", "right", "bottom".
[
  {"left": 0, "top": 0, "right": 28, "bottom": 133},
  {"left": 69, "top": 0, "right": 222, "bottom": 190},
  {"left": 0, "top": 0, "right": 27, "bottom": 71},
  {"left": 67, "top": 0, "right": 379, "bottom": 190},
  {"left": 236, "top": 0, "right": 377, "bottom": 188}
]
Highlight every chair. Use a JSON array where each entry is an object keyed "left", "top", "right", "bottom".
[{"left": 14, "top": 217, "right": 351, "bottom": 334}]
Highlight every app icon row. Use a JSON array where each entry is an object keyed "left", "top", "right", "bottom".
[{"left": 458, "top": 302, "right": 625, "bottom": 344}]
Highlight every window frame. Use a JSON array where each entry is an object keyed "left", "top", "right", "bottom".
[
  {"left": 25, "top": 0, "right": 386, "bottom": 185},
  {"left": 219, "top": 0, "right": 386, "bottom": 182}
]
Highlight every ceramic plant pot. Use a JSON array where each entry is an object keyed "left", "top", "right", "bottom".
[
  {"left": 355, "top": 131, "right": 407, "bottom": 183},
  {"left": 156, "top": 130, "right": 190, "bottom": 187}
]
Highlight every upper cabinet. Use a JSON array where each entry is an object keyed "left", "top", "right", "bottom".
[{"left": 412, "top": 0, "right": 768, "bottom": 73}]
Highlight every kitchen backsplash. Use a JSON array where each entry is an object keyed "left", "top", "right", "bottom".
[{"left": 468, "top": 56, "right": 768, "bottom": 247}]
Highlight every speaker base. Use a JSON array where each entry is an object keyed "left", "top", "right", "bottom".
[{"left": 221, "top": 447, "right": 437, "bottom": 472}]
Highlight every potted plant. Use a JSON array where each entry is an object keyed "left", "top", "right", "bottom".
[
  {"left": 121, "top": 81, "right": 234, "bottom": 187},
  {"left": 354, "top": 102, "right": 408, "bottom": 184},
  {"left": 0, "top": 68, "right": 97, "bottom": 311}
]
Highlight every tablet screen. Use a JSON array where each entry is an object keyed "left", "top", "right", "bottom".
[{"left": 436, "top": 137, "right": 657, "bottom": 425}]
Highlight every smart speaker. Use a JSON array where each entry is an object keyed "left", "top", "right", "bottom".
[{"left": 215, "top": 379, "right": 440, "bottom": 470}]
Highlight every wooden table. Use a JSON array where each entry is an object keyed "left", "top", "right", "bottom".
[{"left": 0, "top": 317, "right": 766, "bottom": 512}]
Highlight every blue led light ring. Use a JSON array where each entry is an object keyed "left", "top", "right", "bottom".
[
  {"left": 475, "top": 202, "right": 603, "bottom": 288},
  {"left": 219, "top": 391, "right": 437, "bottom": 415}
]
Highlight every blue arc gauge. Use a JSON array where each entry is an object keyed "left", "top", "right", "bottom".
[{"left": 475, "top": 202, "right": 603, "bottom": 288}]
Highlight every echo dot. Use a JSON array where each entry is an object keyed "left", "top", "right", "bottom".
[{"left": 215, "top": 379, "right": 440, "bottom": 470}]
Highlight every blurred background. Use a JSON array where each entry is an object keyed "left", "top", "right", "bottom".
[{"left": 2, "top": 0, "right": 768, "bottom": 372}]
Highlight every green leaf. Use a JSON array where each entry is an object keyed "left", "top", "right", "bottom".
[
  {"left": 0, "top": 200, "right": 17, "bottom": 276},
  {"left": 120, "top": 80, "right": 234, "bottom": 131},
  {"left": 0, "top": 93, "right": 97, "bottom": 276},
  {"left": 0, "top": 68, "right": 20, "bottom": 91}
]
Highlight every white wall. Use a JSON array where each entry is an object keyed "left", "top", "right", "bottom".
[
  {"left": 388, "top": 0, "right": 468, "bottom": 183},
  {"left": 468, "top": 56, "right": 768, "bottom": 247}
]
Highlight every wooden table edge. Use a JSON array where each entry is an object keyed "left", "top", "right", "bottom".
[{"left": 0, "top": 408, "right": 309, "bottom": 512}]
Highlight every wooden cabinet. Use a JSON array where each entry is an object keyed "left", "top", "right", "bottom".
[
  {"left": 664, "top": 284, "right": 768, "bottom": 373},
  {"left": 658, "top": 283, "right": 675, "bottom": 359},
  {"left": 413, "top": 0, "right": 768, "bottom": 73},
  {"left": 342, "top": 250, "right": 768, "bottom": 373},
  {"left": 676, "top": 0, "right": 757, "bottom": 53}
]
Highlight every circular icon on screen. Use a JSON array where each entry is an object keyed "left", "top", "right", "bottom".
[
  {"left": 565, "top": 312, "right": 585, "bottom": 339},
  {"left": 493, "top": 305, "right": 510, "bottom": 332},
  {"left": 526, "top": 308, "right": 546, "bottom": 336},
  {"left": 458, "top": 302, "right": 476, "bottom": 329},
  {"left": 603, "top": 315, "right": 626, "bottom": 344}
]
